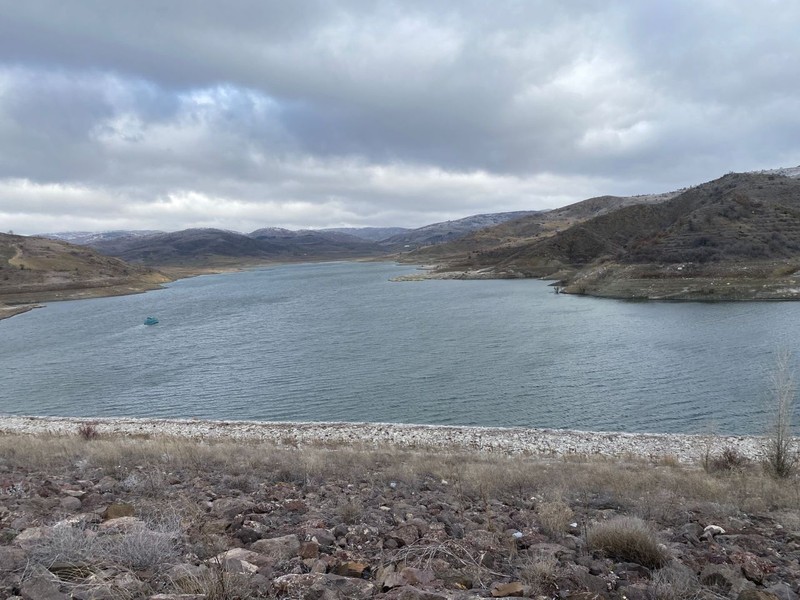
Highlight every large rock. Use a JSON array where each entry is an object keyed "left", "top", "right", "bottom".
[
  {"left": 102, "top": 502, "right": 135, "bottom": 521},
  {"left": 59, "top": 496, "right": 82, "bottom": 512},
  {"left": 251, "top": 534, "right": 300, "bottom": 560},
  {"left": 273, "top": 573, "right": 375, "bottom": 599},
  {"left": 20, "top": 572, "right": 68, "bottom": 600},
  {"left": 738, "top": 591, "right": 782, "bottom": 600},
  {"left": 0, "top": 546, "right": 26, "bottom": 572}
]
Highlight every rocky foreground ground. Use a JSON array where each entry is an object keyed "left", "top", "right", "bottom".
[{"left": 1, "top": 418, "right": 799, "bottom": 600}]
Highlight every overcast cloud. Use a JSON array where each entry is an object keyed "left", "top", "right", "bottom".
[{"left": 1, "top": 0, "right": 799, "bottom": 234}]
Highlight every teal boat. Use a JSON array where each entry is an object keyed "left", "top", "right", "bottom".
[{"left": 144, "top": 316, "right": 159, "bottom": 326}]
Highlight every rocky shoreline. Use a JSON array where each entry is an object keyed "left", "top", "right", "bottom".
[
  {"left": 0, "top": 415, "right": 771, "bottom": 464},
  {"left": 2, "top": 416, "right": 800, "bottom": 599}
]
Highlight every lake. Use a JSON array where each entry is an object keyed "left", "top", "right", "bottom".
[{"left": 1, "top": 261, "right": 797, "bottom": 434}]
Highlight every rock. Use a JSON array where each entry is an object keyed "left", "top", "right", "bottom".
[
  {"left": 490, "top": 581, "right": 525, "bottom": 597},
  {"left": 0, "top": 546, "right": 26, "bottom": 571},
  {"left": 98, "top": 516, "right": 143, "bottom": 532},
  {"left": 732, "top": 551, "right": 766, "bottom": 584},
  {"left": 13, "top": 526, "right": 49, "bottom": 549},
  {"left": 702, "top": 524, "right": 726, "bottom": 540},
  {"left": 306, "top": 527, "right": 335, "bottom": 548},
  {"left": 765, "top": 583, "right": 799, "bottom": 600},
  {"left": 102, "top": 502, "right": 135, "bottom": 520},
  {"left": 251, "top": 533, "right": 300, "bottom": 559},
  {"left": 700, "top": 564, "right": 753, "bottom": 596},
  {"left": 398, "top": 567, "right": 435, "bottom": 587},
  {"left": 273, "top": 573, "right": 376, "bottom": 599},
  {"left": 59, "top": 496, "right": 82, "bottom": 512},
  {"left": 299, "top": 540, "right": 320, "bottom": 559},
  {"left": 381, "top": 586, "right": 454, "bottom": 600},
  {"left": 334, "top": 560, "right": 370, "bottom": 578},
  {"left": 235, "top": 526, "right": 261, "bottom": 544},
  {"left": 738, "top": 591, "right": 782, "bottom": 600},
  {"left": 96, "top": 476, "right": 117, "bottom": 493},
  {"left": 389, "top": 524, "right": 420, "bottom": 547},
  {"left": 20, "top": 571, "right": 68, "bottom": 600},
  {"left": 210, "top": 497, "right": 254, "bottom": 519},
  {"left": 214, "top": 548, "right": 273, "bottom": 569}
]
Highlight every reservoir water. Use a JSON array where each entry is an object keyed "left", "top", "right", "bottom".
[{"left": 1, "top": 261, "right": 797, "bottom": 434}]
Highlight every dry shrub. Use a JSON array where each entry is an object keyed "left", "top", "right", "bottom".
[
  {"left": 648, "top": 563, "right": 701, "bottom": 600},
  {"left": 336, "top": 498, "right": 363, "bottom": 525},
  {"left": 77, "top": 422, "right": 100, "bottom": 441},
  {"left": 588, "top": 517, "right": 668, "bottom": 569},
  {"left": 519, "top": 551, "right": 560, "bottom": 595},
  {"left": 28, "top": 516, "right": 183, "bottom": 573},
  {"left": 537, "top": 499, "right": 573, "bottom": 538},
  {"left": 706, "top": 447, "right": 750, "bottom": 473},
  {"left": 171, "top": 561, "right": 260, "bottom": 600}
]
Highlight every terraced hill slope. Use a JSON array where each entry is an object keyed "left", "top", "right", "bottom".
[{"left": 414, "top": 171, "right": 800, "bottom": 300}]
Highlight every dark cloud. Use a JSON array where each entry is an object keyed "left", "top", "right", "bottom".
[{"left": 0, "top": 1, "right": 798, "bottom": 233}]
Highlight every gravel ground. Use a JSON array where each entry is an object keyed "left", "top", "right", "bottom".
[{"left": 0, "top": 415, "right": 770, "bottom": 463}]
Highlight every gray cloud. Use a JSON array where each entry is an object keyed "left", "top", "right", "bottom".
[{"left": 0, "top": 1, "right": 798, "bottom": 234}]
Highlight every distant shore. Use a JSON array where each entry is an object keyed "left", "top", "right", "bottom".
[
  {"left": 0, "top": 258, "right": 396, "bottom": 322},
  {"left": 0, "top": 415, "right": 771, "bottom": 464}
]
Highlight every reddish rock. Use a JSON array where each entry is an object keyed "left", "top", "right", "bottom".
[{"left": 491, "top": 581, "right": 524, "bottom": 597}]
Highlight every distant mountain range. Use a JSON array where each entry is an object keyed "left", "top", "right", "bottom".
[
  {"left": 39, "top": 212, "right": 541, "bottom": 266},
  {"left": 25, "top": 164, "right": 800, "bottom": 301}
]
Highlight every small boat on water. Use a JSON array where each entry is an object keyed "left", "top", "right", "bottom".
[{"left": 144, "top": 316, "right": 159, "bottom": 326}]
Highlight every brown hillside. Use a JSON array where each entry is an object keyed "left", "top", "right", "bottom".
[
  {"left": 440, "top": 172, "right": 800, "bottom": 275},
  {"left": 0, "top": 233, "right": 169, "bottom": 308},
  {"left": 403, "top": 192, "right": 678, "bottom": 265}
]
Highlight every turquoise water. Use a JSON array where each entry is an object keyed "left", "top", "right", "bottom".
[{"left": 1, "top": 261, "right": 796, "bottom": 434}]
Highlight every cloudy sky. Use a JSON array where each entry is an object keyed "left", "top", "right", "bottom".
[{"left": 1, "top": 1, "right": 799, "bottom": 234}]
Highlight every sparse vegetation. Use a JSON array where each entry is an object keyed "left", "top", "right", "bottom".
[
  {"left": 1, "top": 431, "right": 799, "bottom": 597},
  {"left": 77, "top": 422, "right": 100, "bottom": 441},
  {"left": 765, "top": 350, "right": 798, "bottom": 478},
  {"left": 588, "top": 516, "right": 669, "bottom": 570}
]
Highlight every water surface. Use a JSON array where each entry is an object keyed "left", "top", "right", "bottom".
[{"left": 1, "top": 261, "right": 795, "bottom": 434}]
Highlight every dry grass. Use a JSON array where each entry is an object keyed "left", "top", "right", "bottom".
[
  {"left": 2, "top": 431, "right": 800, "bottom": 528},
  {"left": 588, "top": 516, "right": 668, "bottom": 570}
]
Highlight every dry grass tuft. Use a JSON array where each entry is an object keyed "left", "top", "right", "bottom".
[
  {"left": 536, "top": 498, "right": 573, "bottom": 538},
  {"left": 588, "top": 516, "right": 668, "bottom": 569}
]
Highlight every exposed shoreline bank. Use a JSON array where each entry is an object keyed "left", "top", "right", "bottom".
[{"left": 0, "top": 415, "right": 772, "bottom": 464}]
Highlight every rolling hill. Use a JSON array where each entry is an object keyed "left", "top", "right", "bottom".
[
  {"left": 84, "top": 227, "right": 385, "bottom": 267},
  {"left": 414, "top": 170, "right": 800, "bottom": 300},
  {"left": 0, "top": 233, "right": 169, "bottom": 314}
]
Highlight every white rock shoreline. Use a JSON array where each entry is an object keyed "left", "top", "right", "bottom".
[{"left": 0, "top": 415, "right": 773, "bottom": 464}]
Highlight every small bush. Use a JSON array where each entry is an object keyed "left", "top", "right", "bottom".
[
  {"left": 78, "top": 422, "right": 100, "bottom": 441},
  {"left": 537, "top": 499, "right": 573, "bottom": 538},
  {"left": 588, "top": 517, "right": 668, "bottom": 569},
  {"left": 336, "top": 499, "right": 363, "bottom": 525},
  {"left": 707, "top": 447, "right": 750, "bottom": 473},
  {"left": 648, "top": 563, "right": 701, "bottom": 600},
  {"left": 764, "top": 350, "right": 798, "bottom": 479},
  {"left": 519, "top": 551, "right": 560, "bottom": 595}
]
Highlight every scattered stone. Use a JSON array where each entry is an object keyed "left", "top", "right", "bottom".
[
  {"left": 702, "top": 524, "right": 727, "bottom": 540},
  {"left": 58, "top": 496, "right": 82, "bottom": 512},
  {"left": 20, "top": 571, "right": 68, "bottom": 600},
  {"left": 738, "top": 591, "right": 782, "bottom": 600},
  {"left": 334, "top": 560, "right": 369, "bottom": 577},
  {"left": 251, "top": 533, "right": 301, "bottom": 559},
  {"left": 490, "top": 581, "right": 525, "bottom": 597},
  {"left": 274, "top": 573, "right": 376, "bottom": 599},
  {"left": 102, "top": 502, "right": 135, "bottom": 521}
]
